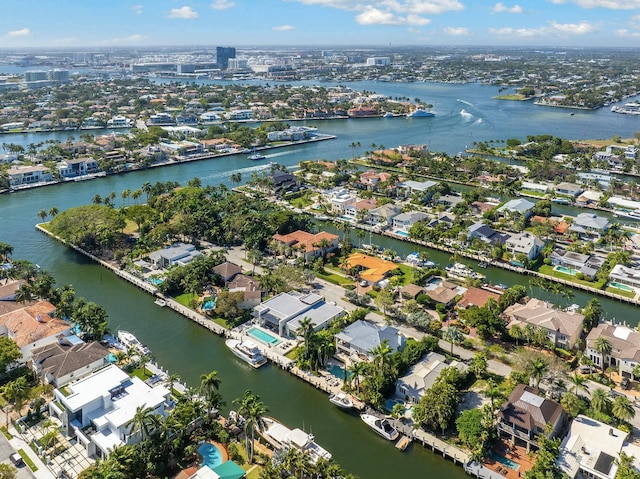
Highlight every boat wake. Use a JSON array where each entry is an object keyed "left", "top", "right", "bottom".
[
  {"left": 475, "top": 118, "right": 484, "bottom": 124},
  {"left": 460, "top": 109, "right": 474, "bottom": 121},
  {"left": 457, "top": 99, "right": 474, "bottom": 108}
]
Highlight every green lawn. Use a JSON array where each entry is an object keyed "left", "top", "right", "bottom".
[
  {"left": 537, "top": 265, "right": 600, "bottom": 288},
  {"left": 290, "top": 194, "right": 313, "bottom": 208},
  {"left": 18, "top": 449, "right": 37, "bottom": 472},
  {"left": 130, "top": 367, "right": 154, "bottom": 381},
  {"left": 174, "top": 292, "right": 199, "bottom": 308},
  {"left": 315, "top": 270, "right": 353, "bottom": 286},
  {"left": 606, "top": 286, "right": 636, "bottom": 298}
]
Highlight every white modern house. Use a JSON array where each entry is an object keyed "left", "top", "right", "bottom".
[
  {"left": 252, "top": 291, "right": 344, "bottom": 337},
  {"left": 148, "top": 243, "right": 202, "bottom": 269},
  {"left": 6, "top": 165, "right": 53, "bottom": 187},
  {"left": 51, "top": 364, "right": 171, "bottom": 459},
  {"left": 391, "top": 211, "right": 428, "bottom": 232},
  {"left": 504, "top": 232, "right": 545, "bottom": 260},
  {"left": 609, "top": 264, "right": 640, "bottom": 290}
]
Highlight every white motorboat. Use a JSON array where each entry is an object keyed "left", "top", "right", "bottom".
[
  {"left": 329, "top": 393, "right": 354, "bottom": 409},
  {"left": 117, "top": 330, "right": 151, "bottom": 356},
  {"left": 261, "top": 416, "right": 332, "bottom": 463},
  {"left": 360, "top": 414, "right": 399, "bottom": 441},
  {"left": 225, "top": 339, "right": 267, "bottom": 368},
  {"left": 154, "top": 298, "right": 167, "bottom": 307}
]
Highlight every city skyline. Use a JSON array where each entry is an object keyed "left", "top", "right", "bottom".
[{"left": 2, "top": 0, "right": 640, "bottom": 49}]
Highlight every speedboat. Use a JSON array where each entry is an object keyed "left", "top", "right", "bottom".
[
  {"left": 225, "top": 339, "right": 267, "bottom": 368},
  {"left": 117, "top": 330, "right": 151, "bottom": 356},
  {"left": 329, "top": 392, "right": 354, "bottom": 409},
  {"left": 248, "top": 153, "right": 266, "bottom": 160},
  {"left": 260, "top": 417, "right": 332, "bottom": 463},
  {"left": 360, "top": 414, "right": 399, "bottom": 441}
]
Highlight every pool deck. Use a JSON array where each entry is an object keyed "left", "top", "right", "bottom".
[{"left": 480, "top": 441, "right": 533, "bottom": 479}]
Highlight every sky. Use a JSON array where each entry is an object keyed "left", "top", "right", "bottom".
[{"left": 2, "top": 0, "right": 640, "bottom": 49}]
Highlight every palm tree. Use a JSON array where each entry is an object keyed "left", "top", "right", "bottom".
[
  {"left": 593, "top": 337, "right": 612, "bottom": 374},
  {"left": 37, "top": 209, "right": 47, "bottom": 222},
  {"left": 297, "top": 317, "right": 315, "bottom": 361},
  {"left": 48, "top": 206, "right": 59, "bottom": 218},
  {"left": 234, "top": 390, "right": 268, "bottom": 464},
  {"left": 612, "top": 395, "right": 635, "bottom": 422},
  {"left": 568, "top": 373, "right": 588, "bottom": 397},
  {"left": 529, "top": 357, "right": 548, "bottom": 388},
  {"left": 199, "top": 370, "right": 222, "bottom": 414},
  {"left": 370, "top": 340, "right": 392, "bottom": 380},
  {"left": 483, "top": 379, "right": 504, "bottom": 415},
  {"left": 348, "top": 361, "right": 367, "bottom": 394},
  {"left": 126, "top": 405, "right": 159, "bottom": 442},
  {"left": 443, "top": 326, "right": 462, "bottom": 355},
  {"left": 509, "top": 324, "right": 524, "bottom": 346},
  {"left": 590, "top": 387, "right": 612, "bottom": 415},
  {"left": 230, "top": 172, "right": 242, "bottom": 186}
]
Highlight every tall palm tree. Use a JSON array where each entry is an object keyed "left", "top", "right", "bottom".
[
  {"left": 200, "top": 370, "right": 222, "bottom": 415},
  {"left": 509, "top": 325, "right": 524, "bottom": 346},
  {"left": 48, "top": 206, "right": 59, "bottom": 218},
  {"left": 370, "top": 340, "right": 392, "bottom": 380},
  {"left": 590, "top": 387, "right": 612, "bottom": 415},
  {"left": 37, "top": 209, "right": 47, "bottom": 222},
  {"left": 348, "top": 361, "right": 367, "bottom": 394},
  {"left": 568, "top": 373, "right": 588, "bottom": 397},
  {"left": 234, "top": 390, "right": 268, "bottom": 464},
  {"left": 529, "top": 357, "right": 548, "bottom": 388},
  {"left": 443, "top": 326, "right": 463, "bottom": 355},
  {"left": 126, "top": 405, "right": 159, "bottom": 442},
  {"left": 593, "top": 337, "right": 612, "bottom": 374},
  {"left": 483, "top": 379, "right": 504, "bottom": 415},
  {"left": 297, "top": 317, "right": 315, "bottom": 360},
  {"left": 612, "top": 395, "right": 635, "bottom": 422}
]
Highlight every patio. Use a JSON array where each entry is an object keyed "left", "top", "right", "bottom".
[{"left": 482, "top": 440, "right": 534, "bottom": 479}]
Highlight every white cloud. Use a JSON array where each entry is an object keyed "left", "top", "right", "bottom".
[
  {"left": 549, "top": 0, "right": 640, "bottom": 8},
  {"left": 631, "top": 14, "right": 640, "bottom": 21},
  {"left": 168, "top": 6, "right": 198, "bottom": 19},
  {"left": 105, "top": 34, "right": 147, "bottom": 44},
  {"left": 211, "top": 0, "right": 235, "bottom": 10},
  {"left": 491, "top": 2, "right": 523, "bottom": 13},
  {"left": 443, "top": 26, "right": 470, "bottom": 35},
  {"left": 489, "top": 26, "right": 547, "bottom": 37},
  {"left": 131, "top": 5, "right": 143, "bottom": 15},
  {"left": 273, "top": 25, "right": 295, "bottom": 31},
  {"left": 615, "top": 28, "right": 640, "bottom": 37},
  {"left": 550, "top": 20, "right": 598, "bottom": 34},
  {"left": 294, "top": 0, "right": 461, "bottom": 26},
  {"left": 6, "top": 28, "right": 32, "bottom": 38}
]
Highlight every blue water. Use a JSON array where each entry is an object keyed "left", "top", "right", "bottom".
[
  {"left": 201, "top": 299, "right": 216, "bottom": 310},
  {"left": 148, "top": 277, "right": 163, "bottom": 285},
  {"left": 611, "top": 281, "right": 634, "bottom": 292},
  {"left": 247, "top": 326, "right": 281, "bottom": 345},
  {"left": 555, "top": 266, "right": 578, "bottom": 276},
  {"left": 427, "top": 277, "right": 442, "bottom": 285},
  {"left": 108, "top": 353, "right": 117, "bottom": 363},
  {"left": 327, "top": 363, "right": 351, "bottom": 380},
  {"left": 488, "top": 451, "right": 520, "bottom": 471},
  {"left": 394, "top": 230, "right": 409, "bottom": 237},
  {"left": 198, "top": 442, "right": 223, "bottom": 469}
]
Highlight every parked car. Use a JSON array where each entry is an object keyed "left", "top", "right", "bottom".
[
  {"left": 621, "top": 377, "right": 631, "bottom": 390},
  {"left": 9, "top": 452, "right": 23, "bottom": 467}
]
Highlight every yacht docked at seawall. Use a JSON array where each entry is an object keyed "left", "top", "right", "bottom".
[
  {"left": 117, "top": 330, "right": 151, "bottom": 356},
  {"left": 406, "top": 108, "right": 434, "bottom": 118},
  {"left": 225, "top": 338, "right": 267, "bottom": 368},
  {"left": 611, "top": 102, "right": 640, "bottom": 115},
  {"left": 260, "top": 416, "right": 332, "bottom": 463},
  {"left": 360, "top": 414, "right": 399, "bottom": 441}
]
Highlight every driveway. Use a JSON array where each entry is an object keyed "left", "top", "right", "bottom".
[{"left": 0, "top": 433, "right": 36, "bottom": 479}]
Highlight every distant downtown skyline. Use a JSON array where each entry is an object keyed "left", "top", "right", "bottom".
[{"left": 2, "top": 0, "right": 640, "bottom": 48}]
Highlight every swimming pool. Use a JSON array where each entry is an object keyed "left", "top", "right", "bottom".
[
  {"left": 148, "top": 277, "right": 164, "bottom": 285},
  {"left": 394, "top": 230, "right": 409, "bottom": 237},
  {"left": 201, "top": 298, "right": 216, "bottom": 311},
  {"left": 198, "top": 442, "right": 224, "bottom": 469},
  {"left": 489, "top": 451, "right": 520, "bottom": 471},
  {"left": 247, "top": 326, "right": 281, "bottom": 345},
  {"left": 555, "top": 265, "right": 578, "bottom": 276},
  {"left": 611, "top": 281, "right": 635, "bottom": 293},
  {"left": 327, "top": 363, "right": 352, "bottom": 380}
]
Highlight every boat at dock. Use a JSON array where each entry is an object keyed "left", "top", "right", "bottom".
[
  {"left": 395, "top": 435, "right": 412, "bottom": 451},
  {"left": 445, "top": 262, "right": 485, "bottom": 280},
  {"left": 225, "top": 339, "right": 268, "bottom": 368},
  {"left": 117, "top": 330, "right": 151, "bottom": 356},
  {"left": 248, "top": 147, "right": 266, "bottom": 160},
  {"left": 260, "top": 416, "right": 332, "bottom": 463},
  {"left": 360, "top": 414, "right": 399, "bottom": 441},
  {"left": 329, "top": 392, "right": 354, "bottom": 409},
  {"left": 154, "top": 298, "right": 167, "bottom": 307}
]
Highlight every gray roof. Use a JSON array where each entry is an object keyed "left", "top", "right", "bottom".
[
  {"left": 499, "top": 384, "right": 564, "bottom": 432},
  {"left": 335, "top": 320, "right": 402, "bottom": 354},
  {"left": 32, "top": 341, "right": 109, "bottom": 380},
  {"left": 287, "top": 302, "right": 344, "bottom": 332},
  {"left": 572, "top": 212, "right": 609, "bottom": 231},
  {"left": 392, "top": 211, "right": 429, "bottom": 223},
  {"left": 497, "top": 198, "right": 536, "bottom": 214},
  {"left": 398, "top": 180, "right": 437, "bottom": 191}
]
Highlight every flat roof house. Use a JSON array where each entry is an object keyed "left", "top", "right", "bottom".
[
  {"left": 253, "top": 291, "right": 344, "bottom": 337},
  {"left": 609, "top": 264, "right": 640, "bottom": 290},
  {"left": 335, "top": 320, "right": 405, "bottom": 361},
  {"left": 51, "top": 364, "right": 171, "bottom": 458},
  {"left": 148, "top": 243, "right": 201, "bottom": 269}
]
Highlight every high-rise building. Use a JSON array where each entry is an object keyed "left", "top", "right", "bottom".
[
  {"left": 216, "top": 46, "right": 236, "bottom": 70},
  {"left": 227, "top": 58, "right": 248, "bottom": 70},
  {"left": 25, "top": 71, "right": 48, "bottom": 82},
  {"left": 48, "top": 69, "right": 70, "bottom": 83}
]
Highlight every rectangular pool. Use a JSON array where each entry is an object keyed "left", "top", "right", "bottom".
[
  {"left": 611, "top": 281, "right": 635, "bottom": 293},
  {"left": 247, "top": 326, "right": 281, "bottom": 346},
  {"left": 555, "top": 265, "right": 578, "bottom": 276},
  {"left": 488, "top": 451, "right": 520, "bottom": 471},
  {"left": 327, "top": 363, "right": 351, "bottom": 380},
  {"left": 394, "top": 230, "right": 409, "bottom": 237}
]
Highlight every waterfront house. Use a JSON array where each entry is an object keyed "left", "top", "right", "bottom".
[
  {"left": 521, "top": 181, "right": 550, "bottom": 194},
  {"left": 0, "top": 299, "right": 73, "bottom": 362},
  {"left": 227, "top": 274, "right": 262, "bottom": 309},
  {"left": 497, "top": 384, "right": 566, "bottom": 452},
  {"left": 423, "top": 280, "right": 465, "bottom": 306},
  {"left": 147, "top": 112, "right": 175, "bottom": 126},
  {"left": 212, "top": 262, "right": 243, "bottom": 283},
  {"left": 51, "top": 364, "right": 171, "bottom": 459},
  {"left": 359, "top": 171, "right": 391, "bottom": 189},
  {"left": 344, "top": 199, "right": 377, "bottom": 221},
  {"left": 344, "top": 253, "right": 398, "bottom": 286},
  {"left": 324, "top": 188, "right": 357, "bottom": 215},
  {"left": 271, "top": 230, "right": 339, "bottom": 261},
  {"left": 268, "top": 171, "right": 300, "bottom": 197},
  {"left": 496, "top": 198, "right": 536, "bottom": 219},
  {"left": 391, "top": 211, "right": 429, "bottom": 232},
  {"left": 335, "top": 320, "right": 405, "bottom": 360},
  {"left": 396, "top": 180, "right": 437, "bottom": 198},
  {"left": 504, "top": 232, "right": 545, "bottom": 260},
  {"left": 395, "top": 352, "right": 467, "bottom": 404},
  {"left": 467, "top": 222, "right": 508, "bottom": 246},
  {"left": 568, "top": 213, "right": 610, "bottom": 240},
  {"left": 57, "top": 157, "right": 100, "bottom": 179},
  {"left": 253, "top": 291, "right": 344, "bottom": 338},
  {"left": 553, "top": 182, "right": 583, "bottom": 198},
  {"left": 586, "top": 323, "right": 640, "bottom": 378},
  {"left": 549, "top": 248, "right": 604, "bottom": 279},
  {"left": 30, "top": 340, "right": 110, "bottom": 387},
  {"left": 503, "top": 298, "right": 584, "bottom": 349},
  {"left": 437, "top": 194, "right": 464, "bottom": 209},
  {"left": 367, "top": 204, "right": 402, "bottom": 226},
  {"left": 6, "top": 165, "right": 53, "bottom": 187},
  {"left": 148, "top": 243, "right": 202, "bottom": 269},
  {"left": 609, "top": 264, "right": 640, "bottom": 290},
  {"left": 558, "top": 415, "right": 628, "bottom": 479}
]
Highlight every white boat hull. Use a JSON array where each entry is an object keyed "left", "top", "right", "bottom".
[
  {"left": 360, "top": 414, "right": 399, "bottom": 441},
  {"left": 225, "top": 339, "right": 267, "bottom": 368}
]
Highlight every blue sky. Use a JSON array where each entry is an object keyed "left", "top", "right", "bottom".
[{"left": 2, "top": 0, "right": 640, "bottom": 48}]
